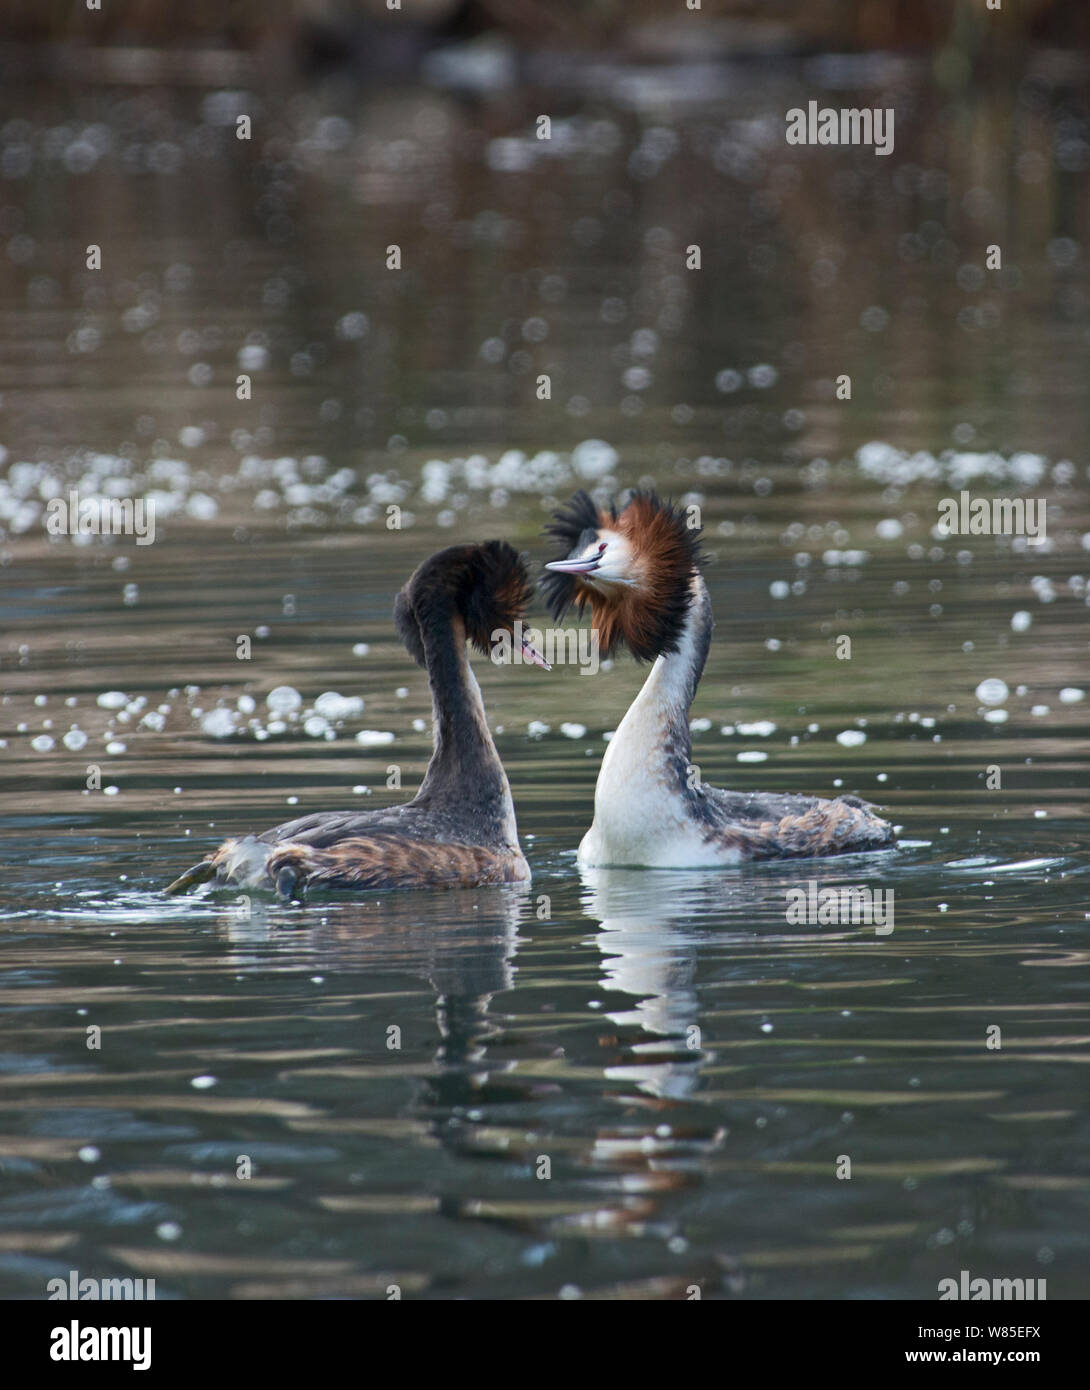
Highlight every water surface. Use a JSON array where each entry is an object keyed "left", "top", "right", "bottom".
[{"left": 1, "top": 58, "right": 1088, "bottom": 1299}]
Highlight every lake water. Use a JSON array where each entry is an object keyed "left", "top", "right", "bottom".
[{"left": 1, "top": 53, "right": 1088, "bottom": 1299}]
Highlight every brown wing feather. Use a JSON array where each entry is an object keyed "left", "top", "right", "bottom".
[
  {"left": 266, "top": 837, "right": 530, "bottom": 892},
  {"left": 712, "top": 797, "right": 895, "bottom": 861}
]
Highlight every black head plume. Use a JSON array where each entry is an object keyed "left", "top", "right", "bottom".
[
  {"left": 540, "top": 489, "right": 614, "bottom": 624},
  {"left": 397, "top": 540, "right": 534, "bottom": 661}
]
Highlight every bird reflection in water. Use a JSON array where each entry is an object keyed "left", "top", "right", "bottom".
[{"left": 215, "top": 878, "right": 740, "bottom": 1294}]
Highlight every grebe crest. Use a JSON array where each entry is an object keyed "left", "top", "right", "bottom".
[
  {"left": 541, "top": 489, "right": 703, "bottom": 662},
  {"left": 396, "top": 539, "right": 542, "bottom": 667}
]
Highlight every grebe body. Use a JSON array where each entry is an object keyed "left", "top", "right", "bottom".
[
  {"left": 542, "top": 491, "right": 896, "bottom": 869},
  {"left": 167, "top": 541, "right": 545, "bottom": 900}
]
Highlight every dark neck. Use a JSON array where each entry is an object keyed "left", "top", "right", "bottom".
[
  {"left": 414, "top": 618, "right": 516, "bottom": 834},
  {"left": 665, "top": 573, "right": 713, "bottom": 718},
  {"left": 651, "top": 573, "right": 712, "bottom": 781}
]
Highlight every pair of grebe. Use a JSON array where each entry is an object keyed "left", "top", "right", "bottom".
[{"left": 167, "top": 493, "right": 894, "bottom": 900}]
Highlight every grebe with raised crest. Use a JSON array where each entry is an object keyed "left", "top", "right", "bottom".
[
  {"left": 167, "top": 541, "right": 547, "bottom": 900},
  {"left": 541, "top": 491, "right": 896, "bottom": 868}
]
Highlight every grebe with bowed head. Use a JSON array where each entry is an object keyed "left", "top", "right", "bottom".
[
  {"left": 167, "top": 541, "right": 548, "bottom": 900},
  {"left": 541, "top": 491, "right": 896, "bottom": 868}
]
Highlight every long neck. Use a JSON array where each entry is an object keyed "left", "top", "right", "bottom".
[
  {"left": 414, "top": 618, "right": 519, "bottom": 842},
  {"left": 599, "top": 573, "right": 713, "bottom": 799}
]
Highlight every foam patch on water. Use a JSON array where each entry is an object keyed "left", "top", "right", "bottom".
[
  {"left": 10, "top": 681, "right": 397, "bottom": 758},
  {"left": 856, "top": 442, "right": 1052, "bottom": 488},
  {"left": 0, "top": 438, "right": 622, "bottom": 541}
]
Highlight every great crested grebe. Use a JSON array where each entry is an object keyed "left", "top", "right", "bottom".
[
  {"left": 541, "top": 490, "right": 897, "bottom": 868},
  {"left": 166, "top": 541, "right": 547, "bottom": 900}
]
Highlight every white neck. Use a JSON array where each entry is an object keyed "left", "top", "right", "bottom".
[{"left": 580, "top": 574, "right": 716, "bottom": 866}]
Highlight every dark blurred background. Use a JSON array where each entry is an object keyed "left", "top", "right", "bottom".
[{"left": 2, "top": 1, "right": 1089, "bottom": 72}]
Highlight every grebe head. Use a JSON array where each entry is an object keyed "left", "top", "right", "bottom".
[
  {"left": 395, "top": 540, "right": 549, "bottom": 668},
  {"left": 541, "top": 490, "right": 703, "bottom": 661}
]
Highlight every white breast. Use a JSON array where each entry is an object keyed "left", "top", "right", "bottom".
[{"left": 578, "top": 662, "right": 742, "bottom": 869}]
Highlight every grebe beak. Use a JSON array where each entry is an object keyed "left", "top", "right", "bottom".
[
  {"left": 544, "top": 541, "right": 606, "bottom": 575},
  {"left": 520, "top": 634, "right": 551, "bottom": 670},
  {"left": 544, "top": 556, "right": 600, "bottom": 574}
]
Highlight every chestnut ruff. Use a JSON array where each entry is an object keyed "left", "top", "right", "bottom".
[{"left": 541, "top": 489, "right": 704, "bottom": 663}]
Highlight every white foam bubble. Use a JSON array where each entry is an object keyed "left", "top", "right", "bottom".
[
  {"left": 974, "top": 678, "right": 1009, "bottom": 706},
  {"left": 267, "top": 686, "right": 302, "bottom": 714}
]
